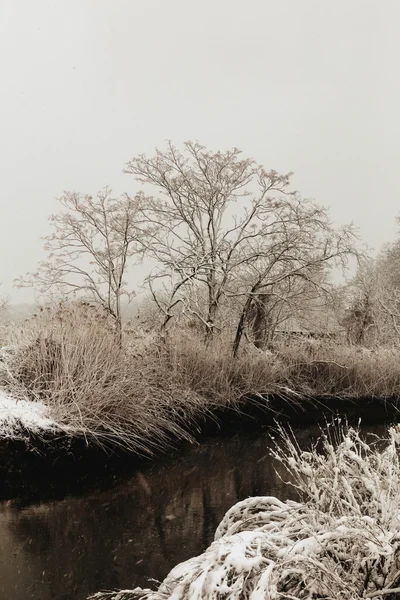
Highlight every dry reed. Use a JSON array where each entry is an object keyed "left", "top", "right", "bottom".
[{"left": 2, "top": 303, "right": 400, "bottom": 453}]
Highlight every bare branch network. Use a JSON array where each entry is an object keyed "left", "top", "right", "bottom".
[{"left": 17, "top": 141, "right": 359, "bottom": 352}]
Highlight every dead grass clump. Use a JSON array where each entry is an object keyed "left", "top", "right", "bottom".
[
  {"left": 2, "top": 302, "right": 205, "bottom": 454},
  {"left": 159, "top": 333, "right": 288, "bottom": 405},
  {"left": 278, "top": 341, "right": 400, "bottom": 398}
]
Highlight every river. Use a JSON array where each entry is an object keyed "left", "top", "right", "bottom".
[{"left": 0, "top": 423, "right": 391, "bottom": 600}]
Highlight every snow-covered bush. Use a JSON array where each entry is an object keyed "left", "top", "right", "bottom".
[{"left": 89, "top": 426, "right": 400, "bottom": 599}]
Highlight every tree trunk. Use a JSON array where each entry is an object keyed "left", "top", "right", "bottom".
[
  {"left": 205, "top": 300, "right": 218, "bottom": 344},
  {"left": 114, "top": 291, "right": 123, "bottom": 348},
  {"left": 251, "top": 294, "right": 273, "bottom": 350},
  {"left": 204, "top": 272, "right": 219, "bottom": 344},
  {"left": 251, "top": 294, "right": 267, "bottom": 350},
  {"left": 232, "top": 296, "right": 253, "bottom": 357}
]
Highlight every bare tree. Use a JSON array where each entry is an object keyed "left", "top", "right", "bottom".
[
  {"left": 125, "top": 141, "right": 357, "bottom": 351},
  {"left": 0, "top": 285, "right": 9, "bottom": 314},
  {"left": 125, "top": 141, "right": 294, "bottom": 341},
  {"left": 339, "top": 259, "right": 379, "bottom": 345},
  {"left": 243, "top": 268, "right": 331, "bottom": 351},
  {"left": 366, "top": 218, "right": 400, "bottom": 341},
  {"left": 16, "top": 188, "right": 142, "bottom": 341},
  {"left": 340, "top": 234, "right": 400, "bottom": 346},
  {"left": 230, "top": 209, "right": 357, "bottom": 355}
]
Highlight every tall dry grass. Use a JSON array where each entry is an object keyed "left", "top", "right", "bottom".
[
  {"left": 0, "top": 303, "right": 205, "bottom": 454},
  {"left": 276, "top": 341, "right": 400, "bottom": 399},
  {"left": 2, "top": 302, "right": 400, "bottom": 453},
  {"left": 157, "top": 332, "right": 400, "bottom": 403},
  {"left": 159, "top": 333, "right": 286, "bottom": 404}
]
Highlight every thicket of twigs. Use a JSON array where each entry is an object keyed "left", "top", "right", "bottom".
[{"left": 89, "top": 426, "right": 400, "bottom": 599}]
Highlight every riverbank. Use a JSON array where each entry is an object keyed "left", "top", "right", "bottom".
[
  {"left": 1, "top": 303, "right": 400, "bottom": 465},
  {"left": 0, "top": 388, "right": 399, "bottom": 492}
]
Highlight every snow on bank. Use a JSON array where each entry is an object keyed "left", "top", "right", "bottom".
[{"left": 0, "top": 391, "right": 57, "bottom": 438}]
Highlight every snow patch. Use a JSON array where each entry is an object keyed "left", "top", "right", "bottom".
[{"left": 0, "top": 390, "right": 57, "bottom": 437}]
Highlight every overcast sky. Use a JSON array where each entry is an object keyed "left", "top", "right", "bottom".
[{"left": 1, "top": 0, "right": 399, "bottom": 303}]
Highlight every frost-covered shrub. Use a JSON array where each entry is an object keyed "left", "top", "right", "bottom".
[{"left": 89, "top": 426, "right": 400, "bottom": 599}]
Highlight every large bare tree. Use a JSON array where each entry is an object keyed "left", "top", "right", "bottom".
[
  {"left": 125, "top": 141, "right": 357, "bottom": 351},
  {"left": 17, "top": 188, "right": 142, "bottom": 340},
  {"left": 126, "top": 141, "right": 292, "bottom": 339}
]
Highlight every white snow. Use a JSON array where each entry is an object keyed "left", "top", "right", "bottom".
[{"left": 0, "top": 390, "right": 57, "bottom": 437}]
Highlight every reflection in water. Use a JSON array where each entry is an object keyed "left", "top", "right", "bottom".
[{"left": 0, "top": 424, "right": 391, "bottom": 600}]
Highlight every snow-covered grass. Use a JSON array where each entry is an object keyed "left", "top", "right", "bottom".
[
  {"left": 89, "top": 426, "right": 400, "bottom": 600},
  {"left": 0, "top": 390, "right": 59, "bottom": 438}
]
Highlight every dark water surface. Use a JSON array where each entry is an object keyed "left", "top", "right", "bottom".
[{"left": 0, "top": 424, "right": 391, "bottom": 600}]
